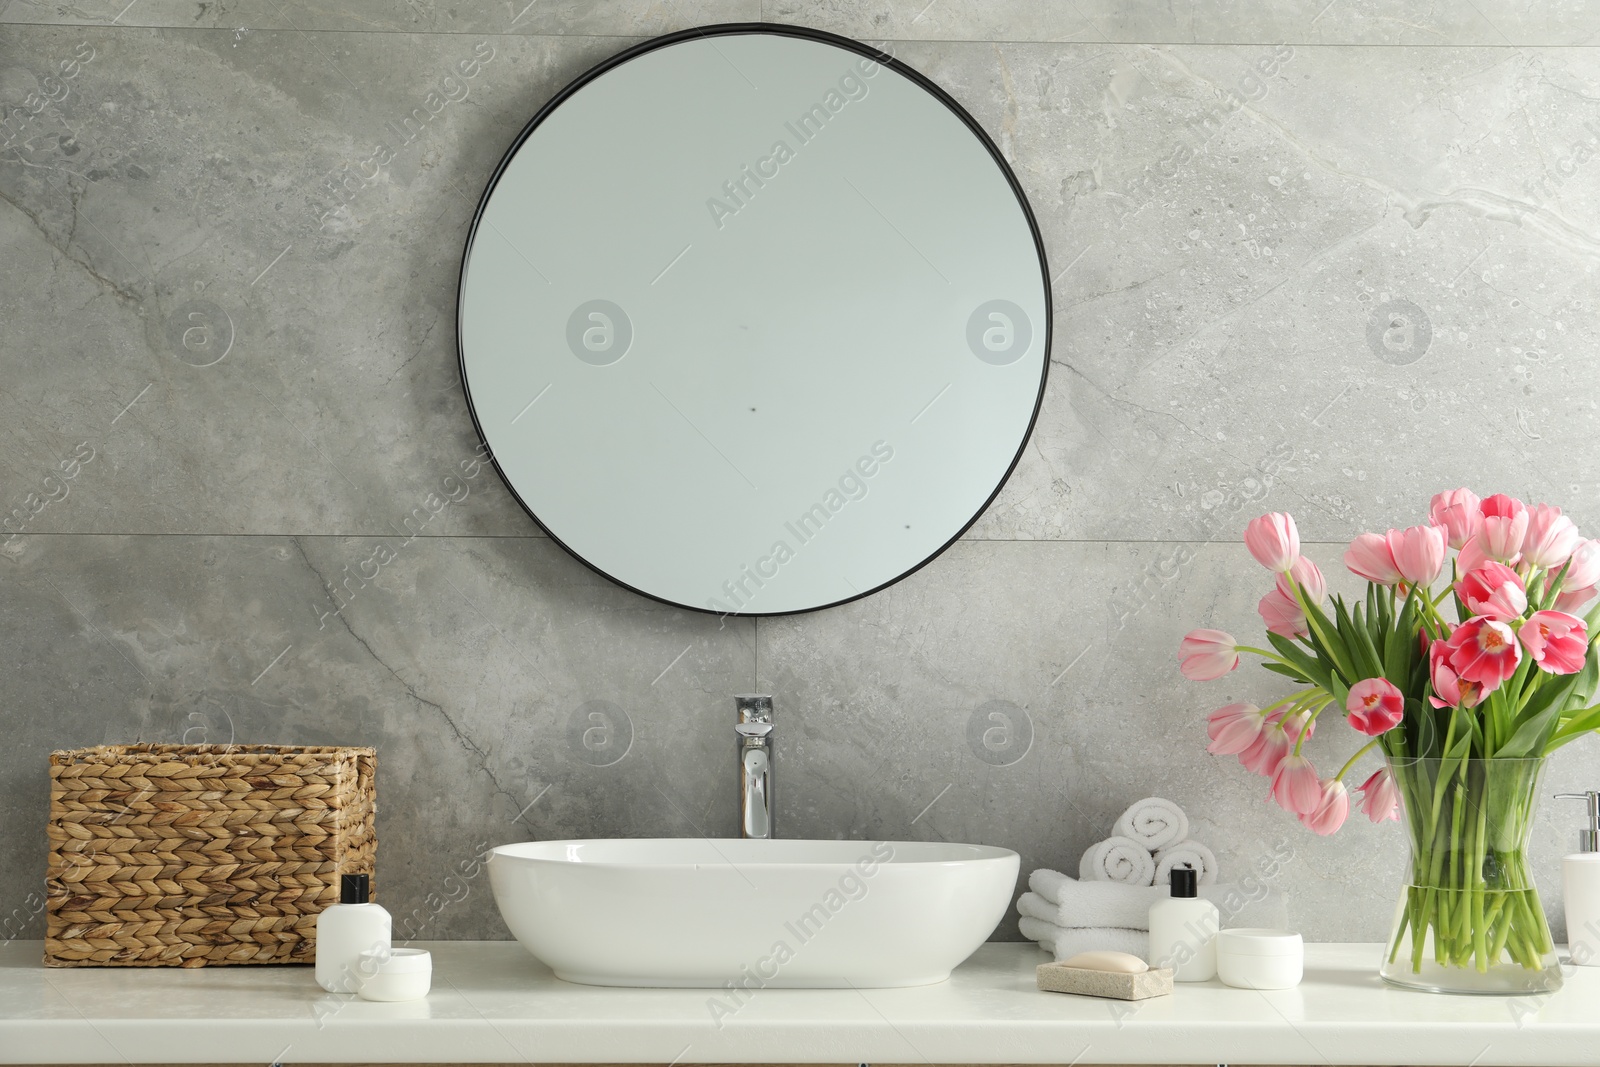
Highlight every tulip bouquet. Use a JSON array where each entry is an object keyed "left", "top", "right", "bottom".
[{"left": 1180, "top": 491, "right": 1600, "bottom": 989}]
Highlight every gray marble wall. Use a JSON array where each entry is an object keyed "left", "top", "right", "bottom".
[{"left": 2, "top": 1, "right": 1599, "bottom": 948}]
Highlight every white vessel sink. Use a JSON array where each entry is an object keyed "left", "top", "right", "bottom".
[{"left": 487, "top": 838, "right": 1019, "bottom": 988}]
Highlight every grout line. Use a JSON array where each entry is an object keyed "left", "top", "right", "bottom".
[
  {"left": 3, "top": 531, "right": 1376, "bottom": 544},
  {"left": 1, "top": 23, "right": 1595, "bottom": 46}
]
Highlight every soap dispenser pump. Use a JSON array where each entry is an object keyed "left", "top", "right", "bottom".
[{"left": 1556, "top": 791, "right": 1600, "bottom": 967}]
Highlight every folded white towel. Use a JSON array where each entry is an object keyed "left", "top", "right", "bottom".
[
  {"left": 1113, "top": 797, "right": 1190, "bottom": 852},
  {"left": 1025, "top": 869, "right": 1288, "bottom": 931},
  {"left": 1154, "top": 840, "right": 1218, "bottom": 887},
  {"left": 1018, "top": 916, "right": 1148, "bottom": 963},
  {"left": 1078, "top": 835, "right": 1156, "bottom": 886},
  {"left": 1020, "top": 883, "right": 1150, "bottom": 930}
]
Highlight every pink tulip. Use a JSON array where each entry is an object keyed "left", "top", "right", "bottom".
[
  {"left": 1556, "top": 584, "right": 1600, "bottom": 615},
  {"left": 1245, "top": 512, "right": 1300, "bottom": 572},
  {"left": 1430, "top": 488, "right": 1482, "bottom": 550},
  {"left": 1456, "top": 534, "right": 1492, "bottom": 576},
  {"left": 1240, "top": 726, "right": 1291, "bottom": 776},
  {"left": 1346, "top": 677, "right": 1405, "bottom": 736},
  {"left": 1444, "top": 616, "right": 1522, "bottom": 691},
  {"left": 1356, "top": 767, "right": 1400, "bottom": 823},
  {"left": 1559, "top": 539, "right": 1600, "bottom": 590},
  {"left": 1277, "top": 708, "right": 1317, "bottom": 744},
  {"left": 1270, "top": 753, "right": 1323, "bottom": 815},
  {"left": 1456, "top": 562, "right": 1528, "bottom": 621},
  {"left": 1479, "top": 494, "right": 1529, "bottom": 564},
  {"left": 1345, "top": 532, "right": 1403, "bottom": 585},
  {"left": 1389, "top": 524, "right": 1447, "bottom": 587},
  {"left": 1518, "top": 610, "right": 1589, "bottom": 675},
  {"left": 1552, "top": 539, "right": 1600, "bottom": 612},
  {"left": 1299, "top": 778, "right": 1350, "bottom": 835},
  {"left": 1523, "top": 504, "right": 1581, "bottom": 571},
  {"left": 1276, "top": 557, "right": 1326, "bottom": 603},
  {"left": 1482, "top": 493, "right": 1527, "bottom": 521},
  {"left": 1206, "top": 703, "right": 1267, "bottom": 755},
  {"left": 1179, "top": 629, "right": 1240, "bottom": 681},
  {"left": 1428, "top": 637, "right": 1485, "bottom": 709},
  {"left": 1258, "top": 588, "right": 1307, "bottom": 638}
]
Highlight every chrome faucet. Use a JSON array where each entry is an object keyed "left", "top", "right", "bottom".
[{"left": 736, "top": 694, "right": 773, "bottom": 839}]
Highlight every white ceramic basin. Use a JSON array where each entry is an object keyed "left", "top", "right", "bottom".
[{"left": 488, "top": 838, "right": 1019, "bottom": 988}]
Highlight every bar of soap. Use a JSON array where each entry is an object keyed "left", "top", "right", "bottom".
[
  {"left": 1037, "top": 961, "right": 1173, "bottom": 1001},
  {"left": 1059, "top": 950, "right": 1148, "bottom": 973}
]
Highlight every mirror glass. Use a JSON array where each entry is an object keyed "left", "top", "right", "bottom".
[{"left": 458, "top": 27, "right": 1050, "bottom": 615}]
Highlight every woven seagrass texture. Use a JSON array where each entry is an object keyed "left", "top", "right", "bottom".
[{"left": 44, "top": 744, "right": 376, "bottom": 968}]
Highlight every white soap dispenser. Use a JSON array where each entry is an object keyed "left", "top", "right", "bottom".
[
  {"left": 315, "top": 873, "right": 392, "bottom": 992},
  {"left": 1148, "top": 865, "right": 1218, "bottom": 981},
  {"left": 1556, "top": 791, "right": 1600, "bottom": 967}
]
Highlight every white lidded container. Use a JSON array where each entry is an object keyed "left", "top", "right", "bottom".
[
  {"left": 358, "top": 946, "right": 433, "bottom": 1002},
  {"left": 1216, "top": 928, "right": 1303, "bottom": 989},
  {"left": 315, "top": 873, "right": 392, "bottom": 993}
]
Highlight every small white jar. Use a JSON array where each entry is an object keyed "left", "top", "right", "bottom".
[
  {"left": 357, "top": 947, "right": 432, "bottom": 1002},
  {"left": 1216, "top": 928, "right": 1303, "bottom": 990}
]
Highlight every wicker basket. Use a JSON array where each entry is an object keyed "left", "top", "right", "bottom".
[{"left": 45, "top": 743, "right": 376, "bottom": 967}]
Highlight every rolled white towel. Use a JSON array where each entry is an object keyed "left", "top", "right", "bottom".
[
  {"left": 1113, "top": 797, "right": 1190, "bottom": 852},
  {"left": 1154, "top": 840, "right": 1219, "bottom": 887},
  {"left": 1018, "top": 916, "right": 1149, "bottom": 963},
  {"left": 1078, "top": 835, "right": 1156, "bottom": 886},
  {"left": 1025, "top": 868, "right": 1284, "bottom": 930}
]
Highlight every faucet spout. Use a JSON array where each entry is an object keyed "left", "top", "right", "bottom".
[{"left": 736, "top": 694, "right": 774, "bottom": 839}]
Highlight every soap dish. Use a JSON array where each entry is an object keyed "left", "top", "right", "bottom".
[{"left": 1036, "top": 961, "right": 1174, "bottom": 1000}]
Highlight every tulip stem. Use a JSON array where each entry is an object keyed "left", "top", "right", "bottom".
[
  {"left": 1335, "top": 739, "right": 1379, "bottom": 781},
  {"left": 1233, "top": 644, "right": 1301, "bottom": 669}
]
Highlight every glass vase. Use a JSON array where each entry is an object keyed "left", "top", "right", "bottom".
[{"left": 1380, "top": 756, "right": 1562, "bottom": 994}]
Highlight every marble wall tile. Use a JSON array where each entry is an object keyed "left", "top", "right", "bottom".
[
  {"left": 0, "top": 26, "right": 627, "bottom": 538},
  {"left": 0, "top": 1, "right": 760, "bottom": 34},
  {"left": 768, "top": 1, "right": 1600, "bottom": 47},
  {"left": 917, "top": 40, "right": 1600, "bottom": 542},
  {"left": 0, "top": 533, "right": 755, "bottom": 940},
  {"left": 9, "top": 25, "right": 1600, "bottom": 547}
]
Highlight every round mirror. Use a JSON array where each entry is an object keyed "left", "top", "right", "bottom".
[{"left": 458, "top": 25, "right": 1050, "bottom": 615}]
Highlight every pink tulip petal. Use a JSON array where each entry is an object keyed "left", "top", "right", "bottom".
[
  {"left": 1430, "top": 489, "right": 1482, "bottom": 550},
  {"left": 1245, "top": 513, "right": 1301, "bottom": 572},
  {"left": 1519, "top": 610, "right": 1589, "bottom": 675},
  {"left": 1346, "top": 677, "right": 1405, "bottom": 736},
  {"left": 1299, "top": 779, "right": 1350, "bottom": 835},
  {"left": 1356, "top": 768, "right": 1400, "bottom": 823},
  {"left": 1345, "top": 532, "right": 1402, "bottom": 585}
]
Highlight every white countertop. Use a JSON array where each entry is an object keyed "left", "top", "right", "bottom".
[{"left": 2, "top": 939, "right": 1596, "bottom": 1065}]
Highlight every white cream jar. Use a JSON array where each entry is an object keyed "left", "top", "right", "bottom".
[
  {"left": 357, "top": 946, "right": 432, "bottom": 1002},
  {"left": 1216, "top": 928, "right": 1303, "bottom": 990}
]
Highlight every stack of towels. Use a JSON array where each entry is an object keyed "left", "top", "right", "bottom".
[
  {"left": 1017, "top": 797, "right": 1286, "bottom": 962},
  {"left": 1078, "top": 796, "right": 1217, "bottom": 887}
]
